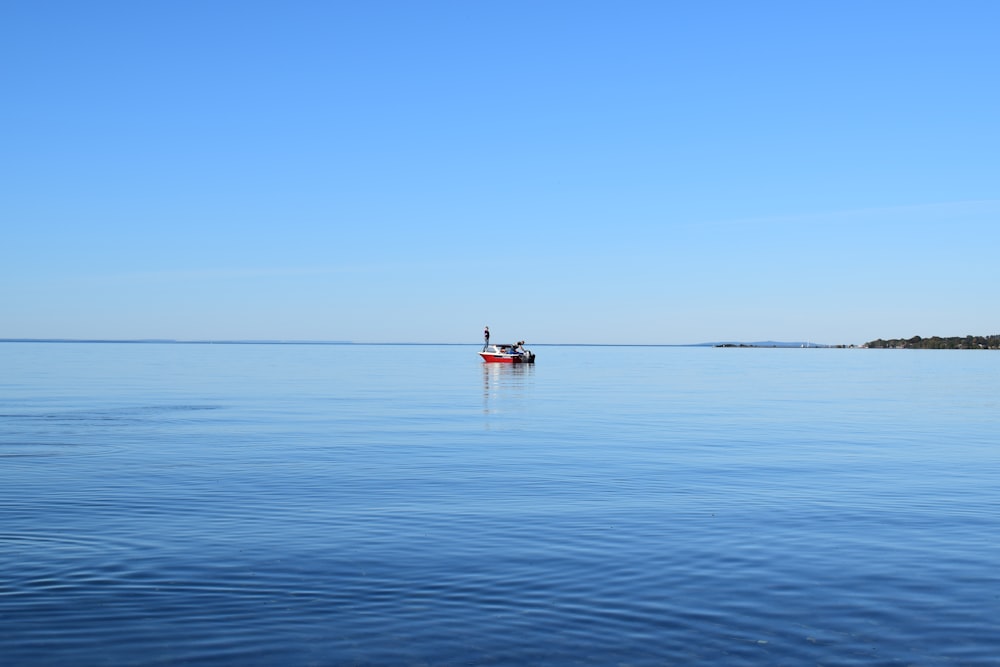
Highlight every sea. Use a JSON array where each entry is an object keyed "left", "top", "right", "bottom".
[{"left": 2, "top": 342, "right": 998, "bottom": 666}]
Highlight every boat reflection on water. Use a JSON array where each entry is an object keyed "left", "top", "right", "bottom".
[{"left": 482, "top": 360, "right": 535, "bottom": 420}]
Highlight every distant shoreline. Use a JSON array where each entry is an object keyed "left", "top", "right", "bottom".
[{"left": 863, "top": 335, "right": 1000, "bottom": 350}]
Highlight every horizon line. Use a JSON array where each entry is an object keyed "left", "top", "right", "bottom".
[{"left": 0, "top": 338, "right": 844, "bottom": 348}]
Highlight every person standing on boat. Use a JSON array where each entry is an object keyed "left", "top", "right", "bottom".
[{"left": 483, "top": 326, "right": 490, "bottom": 351}]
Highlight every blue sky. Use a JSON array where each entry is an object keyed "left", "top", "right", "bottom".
[{"left": 3, "top": 1, "right": 998, "bottom": 345}]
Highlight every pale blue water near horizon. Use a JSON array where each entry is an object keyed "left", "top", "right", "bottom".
[{"left": 2, "top": 342, "right": 999, "bottom": 666}]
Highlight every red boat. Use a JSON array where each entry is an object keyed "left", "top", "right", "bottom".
[{"left": 479, "top": 342, "right": 535, "bottom": 364}]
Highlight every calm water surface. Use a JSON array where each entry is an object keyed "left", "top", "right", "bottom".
[{"left": 2, "top": 343, "right": 999, "bottom": 665}]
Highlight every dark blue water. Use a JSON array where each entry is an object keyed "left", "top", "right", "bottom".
[{"left": 2, "top": 343, "right": 999, "bottom": 665}]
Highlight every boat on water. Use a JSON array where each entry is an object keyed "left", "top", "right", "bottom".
[{"left": 480, "top": 341, "right": 535, "bottom": 364}]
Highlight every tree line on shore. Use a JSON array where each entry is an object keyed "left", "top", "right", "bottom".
[{"left": 864, "top": 335, "right": 1000, "bottom": 349}]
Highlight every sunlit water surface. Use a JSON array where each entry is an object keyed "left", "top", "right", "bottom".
[{"left": 2, "top": 343, "right": 999, "bottom": 665}]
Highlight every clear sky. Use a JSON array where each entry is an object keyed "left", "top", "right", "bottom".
[{"left": 3, "top": 1, "right": 998, "bottom": 345}]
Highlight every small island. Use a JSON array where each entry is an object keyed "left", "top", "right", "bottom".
[{"left": 864, "top": 335, "right": 1000, "bottom": 349}]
